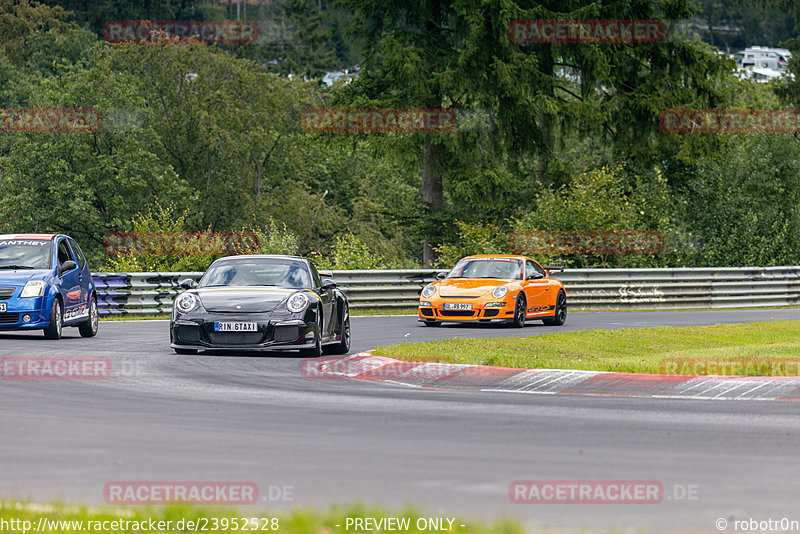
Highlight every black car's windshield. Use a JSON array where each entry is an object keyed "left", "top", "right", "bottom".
[
  {"left": 447, "top": 258, "right": 523, "bottom": 280},
  {"left": 0, "top": 239, "right": 52, "bottom": 270},
  {"left": 199, "top": 259, "right": 313, "bottom": 289}
]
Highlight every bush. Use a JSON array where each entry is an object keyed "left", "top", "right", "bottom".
[
  {"left": 432, "top": 221, "right": 507, "bottom": 269},
  {"left": 510, "top": 163, "right": 689, "bottom": 267},
  {"left": 681, "top": 135, "right": 800, "bottom": 266},
  {"left": 104, "top": 201, "right": 216, "bottom": 272},
  {"left": 104, "top": 205, "right": 302, "bottom": 272},
  {"left": 312, "top": 233, "right": 386, "bottom": 270},
  {"left": 252, "top": 218, "right": 299, "bottom": 255}
]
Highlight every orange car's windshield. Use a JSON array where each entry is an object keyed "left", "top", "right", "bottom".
[{"left": 447, "top": 258, "right": 523, "bottom": 280}]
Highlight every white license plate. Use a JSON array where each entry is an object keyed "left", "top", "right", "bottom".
[
  {"left": 0, "top": 303, "right": 5, "bottom": 312},
  {"left": 214, "top": 322, "right": 257, "bottom": 332},
  {"left": 443, "top": 303, "right": 471, "bottom": 310}
]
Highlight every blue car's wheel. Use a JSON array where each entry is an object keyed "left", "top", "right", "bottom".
[
  {"left": 43, "top": 299, "right": 62, "bottom": 340},
  {"left": 79, "top": 296, "right": 99, "bottom": 338}
]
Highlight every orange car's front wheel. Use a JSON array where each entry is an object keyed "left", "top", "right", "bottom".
[{"left": 511, "top": 294, "right": 526, "bottom": 328}]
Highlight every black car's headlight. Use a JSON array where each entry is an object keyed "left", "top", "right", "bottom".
[
  {"left": 174, "top": 292, "right": 198, "bottom": 313},
  {"left": 286, "top": 292, "right": 309, "bottom": 313}
]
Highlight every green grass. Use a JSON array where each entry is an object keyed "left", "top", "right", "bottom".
[
  {"left": 99, "top": 305, "right": 800, "bottom": 321},
  {"left": 351, "top": 307, "right": 418, "bottom": 316},
  {"left": 373, "top": 321, "right": 800, "bottom": 376},
  {"left": 0, "top": 501, "right": 523, "bottom": 534},
  {"left": 99, "top": 308, "right": 419, "bottom": 320},
  {"left": 100, "top": 314, "right": 167, "bottom": 321}
]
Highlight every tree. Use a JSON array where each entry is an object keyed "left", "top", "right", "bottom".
[
  {"left": 255, "top": 0, "right": 337, "bottom": 77},
  {"left": 38, "top": 0, "right": 197, "bottom": 35},
  {"left": 0, "top": 0, "right": 75, "bottom": 66},
  {"left": 339, "top": 0, "right": 730, "bottom": 266}
]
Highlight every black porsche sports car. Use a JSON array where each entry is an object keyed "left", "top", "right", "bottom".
[{"left": 169, "top": 255, "right": 351, "bottom": 356}]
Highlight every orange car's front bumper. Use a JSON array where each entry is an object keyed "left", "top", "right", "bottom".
[{"left": 418, "top": 302, "right": 516, "bottom": 323}]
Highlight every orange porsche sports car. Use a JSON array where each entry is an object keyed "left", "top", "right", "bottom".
[{"left": 418, "top": 254, "right": 567, "bottom": 327}]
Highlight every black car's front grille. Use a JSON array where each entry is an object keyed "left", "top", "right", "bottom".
[
  {"left": 0, "top": 287, "right": 14, "bottom": 300},
  {"left": 273, "top": 325, "right": 299, "bottom": 343},
  {"left": 177, "top": 325, "right": 202, "bottom": 343},
  {"left": 0, "top": 313, "right": 19, "bottom": 324},
  {"left": 440, "top": 310, "right": 475, "bottom": 317},
  {"left": 208, "top": 332, "right": 265, "bottom": 345}
]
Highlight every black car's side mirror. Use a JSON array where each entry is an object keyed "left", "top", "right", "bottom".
[
  {"left": 60, "top": 260, "right": 77, "bottom": 274},
  {"left": 436, "top": 271, "right": 447, "bottom": 280},
  {"left": 179, "top": 278, "right": 197, "bottom": 290},
  {"left": 527, "top": 271, "right": 545, "bottom": 280},
  {"left": 321, "top": 279, "right": 337, "bottom": 290}
]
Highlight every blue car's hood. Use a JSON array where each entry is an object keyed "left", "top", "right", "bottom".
[{"left": 0, "top": 269, "right": 50, "bottom": 286}]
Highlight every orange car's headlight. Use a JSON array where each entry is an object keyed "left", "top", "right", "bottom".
[
  {"left": 491, "top": 286, "right": 509, "bottom": 299},
  {"left": 421, "top": 285, "right": 437, "bottom": 299}
]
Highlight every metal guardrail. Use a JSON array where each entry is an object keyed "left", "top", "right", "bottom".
[{"left": 92, "top": 267, "right": 800, "bottom": 315}]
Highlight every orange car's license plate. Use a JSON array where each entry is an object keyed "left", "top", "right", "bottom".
[{"left": 443, "top": 303, "right": 471, "bottom": 310}]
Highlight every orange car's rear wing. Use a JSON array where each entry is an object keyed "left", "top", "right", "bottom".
[{"left": 543, "top": 265, "right": 564, "bottom": 275}]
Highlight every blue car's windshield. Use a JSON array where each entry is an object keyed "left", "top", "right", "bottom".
[
  {"left": 0, "top": 239, "right": 52, "bottom": 269},
  {"left": 199, "top": 259, "right": 313, "bottom": 289},
  {"left": 447, "top": 258, "right": 523, "bottom": 280}
]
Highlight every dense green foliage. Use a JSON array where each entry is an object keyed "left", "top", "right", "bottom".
[{"left": 1, "top": 0, "right": 799, "bottom": 270}]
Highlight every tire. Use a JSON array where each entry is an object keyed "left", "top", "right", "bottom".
[
  {"left": 78, "top": 296, "right": 99, "bottom": 338},
  {"left": 43, "top": 299, "right": 63, "bottom": 340},
  {"left": 324, "top": 301, "right": 351, "bottom": 355},
  {"left": 174, "top": 348, "right": 198, "bottom": 355},
  {"left": 511, "top": 294, "right": 526, "bottom": 328},
  {"left": 300, "top": 308, "right": 323, "bottom": 357},
  {"left": 423, "top": 321, "right": 441, "bottom": 327},
  {"left": 543, "top": 290, "right": 567, "bottom": 326}
]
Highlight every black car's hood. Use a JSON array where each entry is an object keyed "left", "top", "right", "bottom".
[{"left": 194, "top": 287, "right": 297, "bottom": 313}]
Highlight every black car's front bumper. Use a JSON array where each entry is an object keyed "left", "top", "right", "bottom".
[{"left": 170, "top": 315, "right": 317, "bottom": 352}]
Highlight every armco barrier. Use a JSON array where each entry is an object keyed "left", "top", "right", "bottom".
[{"left": 91, "top": 266, "right": 800, "bottom": 315}]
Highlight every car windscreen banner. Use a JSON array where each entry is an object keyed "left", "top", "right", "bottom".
[{"left": 0, "top": 240, "right": 49, "bottom": 248}]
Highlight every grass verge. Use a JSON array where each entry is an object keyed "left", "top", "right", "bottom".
[
  {"left": 1, "top": 501, "right": 523, "bottom": 534},
  {"left": 100, "top": 314, "right": 166, "bottom": 321},
  {"left": 351, "top": 307, "right": 418, "bottom": 316},
  {"left": 99, "top": 308, "right": 419, "bottom": 321},
  {"left": 373, "top": 321, "right": 800, "bottom": 376}
]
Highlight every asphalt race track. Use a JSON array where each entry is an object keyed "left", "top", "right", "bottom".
[{"left": 2, "top": 309, "right": 800, "bottom": 533}]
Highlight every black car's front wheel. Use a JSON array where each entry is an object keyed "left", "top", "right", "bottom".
[
  {"left": 324, "top": 302, "right": 351, "bottom": 355},
  {"left": 300, "top": 308, "right": 323, "bottom": 357}
]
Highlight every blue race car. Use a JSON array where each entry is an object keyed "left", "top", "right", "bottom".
[{"left": 0, "top": 234, "right": 99, "bottom": 339}]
